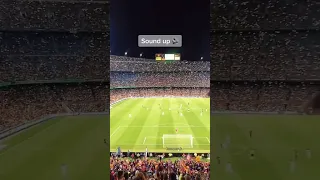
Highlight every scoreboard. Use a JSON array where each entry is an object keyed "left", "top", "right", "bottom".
[{"left": 155, "top": 53, "right": 181, "bottom": 61}]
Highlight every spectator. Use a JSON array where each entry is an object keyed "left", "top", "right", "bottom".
[{"left": 118, "top": 171, "right": 125, "bottom": 180}]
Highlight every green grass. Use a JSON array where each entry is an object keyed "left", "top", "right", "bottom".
[
  {"left": 212, "top": 114, "right": 320, "bottom": 180},
  {"left": 110, "top": 98, "right": 210, "bottom": 153},
  {"left": 0, "top": 115, "right": 108, "bottom": 180}
]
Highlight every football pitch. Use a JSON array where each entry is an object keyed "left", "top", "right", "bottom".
[
  {"left": 212, "top": 114, "right": 320, "bottom": 180},
  {"left": 110, "top": 98, "right": 210, "bottom": 153},
  {"left": 0, "top": 115, "right": 108, "bottom": 180}
]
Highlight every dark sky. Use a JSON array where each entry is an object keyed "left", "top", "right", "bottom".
[{"left": 110, "top": 0, "right": 210, "bottom": 61}]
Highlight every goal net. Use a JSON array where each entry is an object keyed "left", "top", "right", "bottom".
[{"left": 162, "top": 134, "right": 194, "bottom": 148}]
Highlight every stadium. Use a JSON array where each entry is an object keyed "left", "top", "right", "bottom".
[
  {"left": 110, "top": 55, "right": 210, "bottom": 179},
  {"left": 0, "top": 1, "right": 109, "bottom": 179},
  {"left": 212, "top": 0, "right": 320, "bottom": 179}
]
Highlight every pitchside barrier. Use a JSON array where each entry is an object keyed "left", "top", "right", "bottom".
[{"left": 0, "top": 112, "right": 108, "bottom": 140}]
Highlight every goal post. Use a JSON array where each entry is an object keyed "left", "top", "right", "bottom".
[{"left": 162, "top": 134, "right": 194, "bottom": 148}]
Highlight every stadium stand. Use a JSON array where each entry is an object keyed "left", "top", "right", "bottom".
[
  {"left": 0, "top": 1, "right": 108, "bottom": 31},
  {"left": 212, "top": 0, "right": 320, "bottom": 30},
  {"left": 211, "top": 0, "right": 320, "bottom": 114},
  {"left": 110, "top": 56, "right": 210, "bottom": 180},
  {"left": 0, "top": 1, "right": 109, "bottom": 132},
  {"left": 111, "top": 88, "right": 209, "bottom": 104},
  {"left": 110, "top": 55, "right": 210, "bottom": 102}
]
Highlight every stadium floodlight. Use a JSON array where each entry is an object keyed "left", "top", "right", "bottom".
[{"left": 162, "top": 134, "right": 194, "bottom": 148}]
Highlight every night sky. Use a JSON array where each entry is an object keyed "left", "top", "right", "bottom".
[{"left": 110, "top": 0, "right": 210, "bottom": 61}]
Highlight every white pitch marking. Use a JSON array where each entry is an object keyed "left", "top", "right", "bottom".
[
  {"left": 110, "top": 126, "right": 121, "bottom": 137},
  {"left": 206, "top": 137, "right": 210, "bottom": 143}
]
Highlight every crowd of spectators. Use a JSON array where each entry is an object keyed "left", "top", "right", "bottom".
[
  {"left": 211, "top": 31, "right": 320, "bottom": 80},
  {"left": 0, "top": 0, "right": 109, "bottom": 132},
  {"left": 0, "top": 32, "right": 108, "bottom": 82},
  {"left": 0, "top": 0, "right": 109, "bottom": 82},
  {"left": 212, "top": 81, "right": 319, "bottom": 112},
  {"left": 211, "top": 0, "right": 320, "bottom": 113},
  {"left": 111, "top": 72, "right": 209, "bottom": 88},
  {"left": 211, "top": 0, "right": 320, "bottom": 30},
  {"left": 110, "top": 55, "right": 210, "bottom": 107},
  {"left": 111, "top": 56, "right": 210, "bottom": 72},
  {"left": 0, "top": 1, "right": 108, "bottom": 31},
  {"left": 110, "top": 155, "right": 210, "bottom": 180},
  {"left": 0, "top": 83, "right": 108, "bottom": 132},
  {"left": 110, "top": 56, "right": 209, "bottom": 88},
  {"left": 111, "top": 88, "right": 209, "bottom": 104}
]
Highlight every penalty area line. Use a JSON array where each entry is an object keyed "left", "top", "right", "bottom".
[
  {"left": 143, "top": 137, "right": 147, "bottom": 144},
  {"left": 206, "top": 137, "right": 210, "bottom": 143}
]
